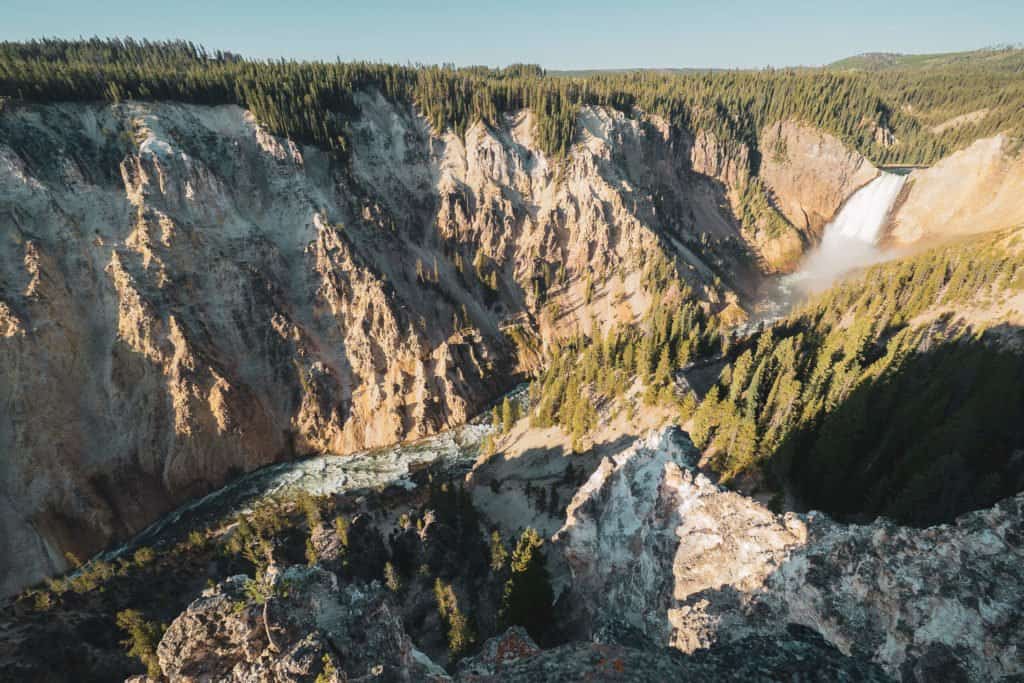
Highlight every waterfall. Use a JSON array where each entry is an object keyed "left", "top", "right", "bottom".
[
  {"left": 792, "top": 171, "right": 907, "bottom": 290},
  {"left": 822, "top": 172, "right": 907, "bottom": 243}
]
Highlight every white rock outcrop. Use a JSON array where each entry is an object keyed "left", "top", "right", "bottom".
[{"left": 554, "top": 427, "right": 1023, "bottom": 681}]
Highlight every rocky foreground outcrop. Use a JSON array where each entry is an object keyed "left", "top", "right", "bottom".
[
  {"left": 148, "top": 568, "right": 888, "bottom": 682},
  {"left": 126, "top": 426, "right": 1022, "bottom": 682},
  {"left": 553, "top": 428, "right": 1024, "bottom": 682},
  {"left": 456, "top": 625, "right": 888, "bottom": 682},
  {"left": 154, "top": 568, "right": 449, "bottom": 682}
]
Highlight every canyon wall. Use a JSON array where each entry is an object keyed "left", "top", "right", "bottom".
[
  {"left": 0, "top": 95, "right": 789, "bottom": 596},
  {"left": 0, "top": 95, "right": 939, "bottom": 597},
  {"left": 702, "top": 119, "right": 879, "bottom": 272},
  {"left": 758, "top": 120, "right": 879, "bottom": 239},
  {"left": 889, "top": 134, "right": 1024, "bottom": 245}
]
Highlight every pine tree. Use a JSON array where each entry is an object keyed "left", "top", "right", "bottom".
[
  {"left": 637, "top": 337, "right": 654, "bottom": 384},
  {"left": 434, "top": 579, "right": 476, "bottom": 657},
  {"left": 384, "top": 561, "right": 401, "bottom": 593},
  {"left": 728, "top": 350, "right": 754, "bottom": 401},
  {"left": 500, "top": 528, "right": 554, "bottom": 640},
  {"left": 679, "top": 392, "right": 698, "bottom": 422},
  {"left": 501, "top": 397, "right": 516, "bottom": 433},
  {"left": 446, "top": 606, "right": 475, "bottom": 657},
  {"left": 654, "top": 346, "right": 673, "bottom": 387},
  {"left": 622, "top": 339, "right": 636, "bottom": 374},
  {"left": 333, "top": 516, "right": 349, "bottom": 551},
  {"left": 305, "top": 536, "right": 318, "bottom": 566},
  {"left": 676, "top": 333, "right": 694, "bottom": 368},
  {"left": 690, "top": 386, "right": 721, "bottom": 448},
  {"left": 489, "top": 530, "right": 508, "bottom": 572},
  {"left": 116, "top": 610, "right": 164, "bottom": 679}
]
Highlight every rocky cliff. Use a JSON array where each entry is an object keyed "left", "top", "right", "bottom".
[
  {"left": 0, "top": 95, "right": 831, "bottom": 597},
  {"left": 888, "top": 134, "right": 1024, "bottom": 245},
  {"left": 153, "top": 568, "right": 450, "bottom": 682},
  {"left": 758, "top": 120, "right": 878, "bottom": 238},
  {"left": 687, "top": 119, "right": 880, "bottom": 273},
  {"left": 70, "top": 424, "right": 1022, "bottom": 682},
  {"left": 147, "top": 573, "right": 889, "bottom": 682},
  {"left": 553, "top": 428, "right": 1023, "bottom": 681}
]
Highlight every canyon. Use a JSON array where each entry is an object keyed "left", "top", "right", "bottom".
[
  {"left": 0, "top": 95, "right": 896, "bottom": 597},
  {"left": 2, "top": 93, "right": 1023, "bottom": 597},
  {"left": 2, "top": 69, "right": 1024, "bottom": 682}
]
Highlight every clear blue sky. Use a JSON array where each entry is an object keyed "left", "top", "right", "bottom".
[{"left": 2, "top": 0, "right": 1021, "bottom": 70}]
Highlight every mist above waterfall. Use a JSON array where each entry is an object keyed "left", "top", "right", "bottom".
[{"left": 789, "top": 172, "right": 908, "bottom": 293}]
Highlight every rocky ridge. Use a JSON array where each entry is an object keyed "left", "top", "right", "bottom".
[
  {"left": 553, "top": 427, "right": 1023, "bottom": 681},
  {"left": 143, "top": 567, "right": 889, "bottom": 682},
  {"left": 154, "top": 568, "right": 449, "bottom": 682},
  {"left": 110, "top": 424, "right": 1022, "bottom": 682}
]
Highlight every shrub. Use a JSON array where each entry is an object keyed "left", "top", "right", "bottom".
[{"left": 116, "top": 609, "right": 164, "bottom": 679}]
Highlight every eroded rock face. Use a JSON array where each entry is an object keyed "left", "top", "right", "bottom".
[
  {"left": 553, "top": 428, "right": 807, "bottom": 648},
  {"left": 552, "top": 427, "right": 1024, "bottom": 682},
  {"left": 747, "top": 498, "right": 1024, "bottom": 682},
  {"left": 683, "top": 119, "right": 880, "bottom": 273},
  {"left": 455, "top": 626, "right": 541, "bottom": 680},
  {"left": 888, "top": 135, "right": 1024, "bottom": 245},
  {"left": 758, "top": 120, "right": 878, "bottom": 239},
  {"left": 157, "top": 568, "right": 449, "bottom": 682},
  {"left": 0, "top": 97, "right": 775, "bottom": 596},
  {"left": 151, "top": 571, "right": 887, "bottom": 683}
]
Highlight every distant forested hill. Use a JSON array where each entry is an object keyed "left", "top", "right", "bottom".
[{"left": 830, "top": 46, "right": 1024, "bottom": 73}]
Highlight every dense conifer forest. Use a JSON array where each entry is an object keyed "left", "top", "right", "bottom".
[
  {"left": 697, "top": 230, "right": 1024, "bottom": 525},
  {"left": 2, "top": 38, "right": 1023, "bottom": 164}
]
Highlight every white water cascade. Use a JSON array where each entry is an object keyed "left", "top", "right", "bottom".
[{"left": 791, "top": 171, "right": 908, "bottom": 291}]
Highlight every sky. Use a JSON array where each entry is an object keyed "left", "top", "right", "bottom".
[{"left": 2, "top": 0, "right": 1022, "bottom": 70}]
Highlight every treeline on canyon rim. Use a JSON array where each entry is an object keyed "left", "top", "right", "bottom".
[{"left": 2, "top": 38, "right": 1023, "bottom": 165}]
